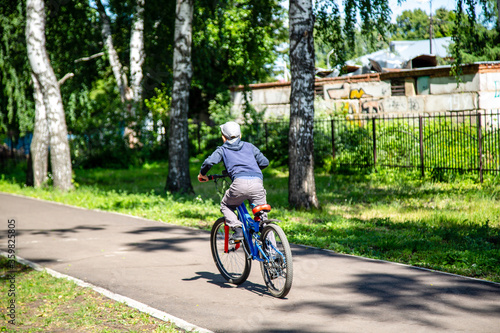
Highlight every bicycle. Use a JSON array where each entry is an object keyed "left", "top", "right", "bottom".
[{"left": 207, "top": 173, "right": 293, "bottom": 298}]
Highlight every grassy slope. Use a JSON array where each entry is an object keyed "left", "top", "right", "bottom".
[{"left": 1, "top": 160, "right": 499, "bottom": 282}]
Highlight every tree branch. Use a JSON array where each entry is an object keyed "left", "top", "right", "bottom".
[
  {"left": 58, "top": 73, "right": 74, "bottom": 86},
  {"left": 74, "top": 52, "right": 105, "bottom": 63}
]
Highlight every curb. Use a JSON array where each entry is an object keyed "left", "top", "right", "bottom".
[{"left": 1, "top": 252, "right": 213, "bottom": 333}]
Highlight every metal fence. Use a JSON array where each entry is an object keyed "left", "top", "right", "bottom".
[
  {"left": 326, "top": 110, "right": 500, "bottom": 181},
  {"left": 29, "top": 108, "right": 497, "bottom": 179},
  {"left": 191, "top": 110, "right": 500, "bottom": 181}
]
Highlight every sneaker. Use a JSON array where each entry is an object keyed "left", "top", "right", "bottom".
[{"left": 232, "top": 227, "right": 244, "bottom": 241}]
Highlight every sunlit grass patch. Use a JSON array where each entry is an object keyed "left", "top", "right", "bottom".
[{"left": 0, "top": 257, "right": 181, "bottom": 332}]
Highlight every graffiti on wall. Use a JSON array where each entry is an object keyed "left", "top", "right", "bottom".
[
  {"left": 326, "top": 84, "right": 386, "bottom": 114},
  {"left": 334, "top": 101, "right": 354, "bottom": 114},
  {"left": 495, "top": 81, "right": 500, "bottom": 98},
  {"left": 332, "top": 99, "right": 383, "bottom": 114},
  {"left": 326, "top": 84, "right": 375, "bottom": 100},
  {"left": 350, "top": 88, "right": 371, "bottom": 99},
  {"left": 408, "top": 99, "right": 420, "bottom": 112},
  {"left": 362, "top": 100, "right": 382, "bottom": 113},
  {"left": 326, "top": 84, "right": 350, "bottom": 99}
]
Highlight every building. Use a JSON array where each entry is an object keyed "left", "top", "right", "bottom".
[{"left": 231, "top": 61, "right": 500, "bottom": 119}]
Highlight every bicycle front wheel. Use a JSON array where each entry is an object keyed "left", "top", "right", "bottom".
[
  {"left": 210, "top": 217, "right": 251, "bottom": 285},
  {"left": 260, "top": 223, "right": 293, "bottom": 298}
]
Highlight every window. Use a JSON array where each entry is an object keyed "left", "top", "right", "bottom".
[{"left": 391, "top": 79, "right": 405, "bottom": 96}]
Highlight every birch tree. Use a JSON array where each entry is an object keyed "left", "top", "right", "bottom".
[
  {"left": 288, "top": 0, "right": 319, "bottom": 209},
  {"left": 130, "top": 0, "right": 145, "bottom": 117},
  {"left": 95, "top": 0, "right": 145, "bottom": 117},
  {"left": 96, "top": 0, "right": 129, "bottom": 105},
  {"left": 30, "top": 73, "right": 49, "bottom": 187},
  {"left": 26, "top": 0, "right": 73, "bottom": 190},
  {"left": 166, "top": 0, "right": 193, "bottom": 193}
]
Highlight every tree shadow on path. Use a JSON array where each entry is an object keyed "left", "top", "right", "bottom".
[{"left": 183, "top": 271, "right": 270, "bottom": 297}]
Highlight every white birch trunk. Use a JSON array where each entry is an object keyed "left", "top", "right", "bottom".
[
  {"left": 26, "top": 0, "right": 73, "bottom": 191},
  {"left": 96, "top": 0, "right": 128, "bottom": 104},
  {"left": 288, "top": 0, "right": 319, "bottom": 209},
  {"left": 166, "top": 0, "right": 193, "bottom": 193},
  {"left": 130, "top": 0, "right": 145, "bottom": 117},
  {"left": 30, "top": 73, "right": 49, "bottom": 187},
  {"left": 96, "top": 0, "right": 142, "bottom": 147}
]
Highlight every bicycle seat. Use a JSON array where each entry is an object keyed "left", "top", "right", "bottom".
[{"left": 252, "top": 204, "right": 271, "bottom": 215}]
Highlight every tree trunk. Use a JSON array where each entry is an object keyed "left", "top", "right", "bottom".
[
  {"left": 96, "top": 0, "right": 143, "bottom": 147},
  {"left": 30, "top": 73, "right": 49, "bottom": 187},
  {"left": 166, "top": 0, "right": 193, "bottom": 193},
  {"left": 130, "top": 0, "right": 145, "bottom": 117},
  {"left": 96, "top": 0, "right": 129, "bottom": 104},
  {"left": 288, "top": 0, "right": 319, "bottom": 209},
  {"left": 26, "top": 0, "right": 73, "bottom": 191}
]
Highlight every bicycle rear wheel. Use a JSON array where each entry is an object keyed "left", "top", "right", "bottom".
[
  {"left": 260, "top": 223, "right": 293, "bottom": 298},
  {"left": 210, "top": 217, "right": 251, "bottom": 285}
]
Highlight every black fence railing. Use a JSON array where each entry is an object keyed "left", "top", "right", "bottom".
[
  {"left": 326, "top": 110, "right": 500, "bottom": 182},
  {"left": 189, "top": 110, "right": 500, "bottom": 182},
  {"left": 33, "top": 109, "right": 497, "bottom": 179}
]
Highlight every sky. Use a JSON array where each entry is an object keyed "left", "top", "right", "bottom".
[
  {"left": 281, "top": 1, "right": 459, "bottom": 22},
  {"left": 389, "top": 0, "right": 457, "bottom": 22}
]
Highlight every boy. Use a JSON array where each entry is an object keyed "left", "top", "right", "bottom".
[{"left": 198, "top": 121, "right": 269, "bottom": 240}]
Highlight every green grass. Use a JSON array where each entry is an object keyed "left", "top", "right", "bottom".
[
  {"left": 1, "top": 160, "right": 500, "bottom": 283},
  {"left": 0, "top": 257, "right": 182, "bottom": 332}
]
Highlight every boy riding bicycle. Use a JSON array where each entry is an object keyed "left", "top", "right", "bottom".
[{"left": 198, "top": 121, "right": 269, "bottom": 240}]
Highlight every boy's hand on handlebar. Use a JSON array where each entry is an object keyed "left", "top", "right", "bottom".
[{"left": 198, "top": 173, "right": 209, "bottom": 182}]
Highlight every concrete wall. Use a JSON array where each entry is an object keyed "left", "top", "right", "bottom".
[
  {"left": 479, "top": 72, "right": 500, "bottom": 110},
  {"left": 231, "top": 64, "right": 500, "bottom": 119},
  {"left": 430, "top": 74, "right": 479, "bottom": 94}
]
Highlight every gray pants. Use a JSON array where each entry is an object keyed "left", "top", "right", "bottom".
[{"left": 221, "top": 177, "right": 267, "bottom": 228}]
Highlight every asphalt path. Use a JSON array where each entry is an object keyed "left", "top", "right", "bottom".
[{"left": 1, "top": 192, "right": 500, "bottom": 332}]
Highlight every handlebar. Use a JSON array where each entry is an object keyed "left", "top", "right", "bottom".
[
  {"left": 208, "top": 174, "right": 228, "bottom": 181},
  {"left": 206, "top": 169, "right": 229, "bottom": 181}
]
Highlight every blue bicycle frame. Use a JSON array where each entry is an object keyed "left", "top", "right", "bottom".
[{"left": 235, "top": 203, "right": 277, "bottom": 263}]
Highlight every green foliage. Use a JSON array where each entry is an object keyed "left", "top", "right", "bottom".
[
  {"left": 144, "top": 85, "right": 170, "bottom": 145},
  {"left": 314, "top": 0, "right": 392, "bottom": 70},
  {"left": 390, "top": 8, "right": 456, "bottom": 41},
  {"left": 376, "top": 122, "right": 420, "bottom": 167},
  {"left": 0, "top": 1, "right": 34, "bottom": 136},
  {"left": 68, "top": 77, "right": 134, "bottom": 169},
  {"left": 333, "top": 120, "right": 373, "bottom": 168},
  {"left": 192, "top": 0, "right": 286, "bottom": 101},
  {"left": 254, "top": 121, "right": 289, "bottom": 166},
  {"left": 433, "top": 8, "right": 458, "bottom": 38},
  {"left": 314, "top": 0, "right": 346, "bottom": 68},
  {"left": 208, "top": 91, "right": 235, "bottom": 124},
  {"left": 45, "top": 0, "right": 106, "bottom": 139},
  {"left": 450, "top": 0, "right": 500, "bottom": 79},
  {"left": 189, "top": 122, "right": 221, "bottom": 159}
]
